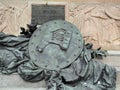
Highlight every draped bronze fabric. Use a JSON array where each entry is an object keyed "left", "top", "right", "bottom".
[{"left": 0, "top": 25, "right": 116, "bottom": 90}]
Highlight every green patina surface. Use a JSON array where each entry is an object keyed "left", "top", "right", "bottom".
[{"left": 0, "top": 20, "right": 116, "bottom": 90}]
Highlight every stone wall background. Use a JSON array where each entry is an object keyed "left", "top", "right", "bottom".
[
  {"left": 67, "top": 3, "right": 120, "bottom": 50},
  {"left": 0, "top": 0, "right": 119, "bottom": 50},
  {"left": 0, "top": 0, "right": 120, "bottom": 90}
]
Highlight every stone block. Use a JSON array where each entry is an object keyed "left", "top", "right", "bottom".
[{"left": 0, "top": 74, "right": 46, "bottom": 88}]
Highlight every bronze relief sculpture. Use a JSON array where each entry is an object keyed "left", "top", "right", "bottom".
[{"left": 0, "top": 20, "right": 116, "bottom": 90}]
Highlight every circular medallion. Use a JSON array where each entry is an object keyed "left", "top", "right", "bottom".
[{"left": 29, "top": 20, "right": 83, "bottom": 70}]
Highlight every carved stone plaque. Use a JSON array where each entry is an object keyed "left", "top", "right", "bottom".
[{"left": 31, "top": 5, "right": 65, "bottom": 25}]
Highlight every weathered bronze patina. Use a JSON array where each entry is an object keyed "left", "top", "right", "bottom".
[
  {"left": 32, "top": 5, "right": 65, "bottom": 24},
  {"left": 0, "top": 20, "right": 116, "bottom": 90},
  {"left": 29, "top": 20, "right": 83, "bottom": 70}
]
